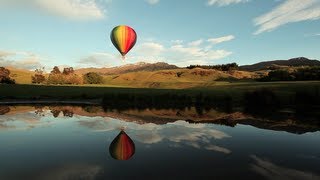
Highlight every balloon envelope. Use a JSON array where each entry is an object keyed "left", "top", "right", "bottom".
[
  {"left": 109, "top": 130, "right": 135, "bottom": 160},
  {"left": 110, "top": 25, "right": 137, "bottom": 57}
]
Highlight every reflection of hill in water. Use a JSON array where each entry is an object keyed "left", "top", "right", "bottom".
[
  {"left": 1, "top": 105, "right": 319, "bottom": 134},
  {"left": 0, "top": 106, "right": 10, "bottom": 115}
]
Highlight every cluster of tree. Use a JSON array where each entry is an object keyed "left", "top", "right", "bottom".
[
  {"left": 31, "top": 66, "right": 104, "bottom": 85},
  {"left": 32, "top": 67, "right": 46, "bottom": 84},
  {"left": 0, "top": 67, "right": 15, "bottom": 84},
  {"left": 258, "top": 67, "right": 320, "bottom": 81},
  {"left": 47, "top": 66, "right": 82, "bottom": 84},
  {"left": 187, "top": 63, "right": 239, "bottom": 71},
  {"left": 83, "top": 72, "right": 104, "bottom": 84}
]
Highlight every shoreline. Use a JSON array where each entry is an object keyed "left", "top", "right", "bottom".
[{"left": 0, "top": 99, "right": 101, "bottom": 105}]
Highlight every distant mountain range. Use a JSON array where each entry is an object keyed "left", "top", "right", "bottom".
[
  {"left": 76, "top": 62, "right": 178, "bottom": 75},
  {"left": 76, "top": 57, "right": 320, "bottom": 75},
  {"left": 6, "top": 57, "right": 320, "bottom": 75},
  {"left": 239, "top": 57, "right": 320, "bottom": 71}
]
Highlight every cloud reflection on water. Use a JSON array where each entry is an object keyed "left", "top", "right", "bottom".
[
  {"left": 250, "top": 155, "right": 320, "bottom": 180},
  {"left": 79, "top": 118, "right": 232, "bottom": 154}
]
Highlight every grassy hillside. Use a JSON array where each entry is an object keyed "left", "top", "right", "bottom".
[
  {"left": 6, "top": 66, "right": 257, "bottom": 88},
  {"left": 102, "top": 68, "right": 256, "bottom": 88},
  {"left": 5, "top": 58, "right": 319, "bottom": 88},
  {"left": 7, "top": 67, "right": 34, "bottom": 84}
]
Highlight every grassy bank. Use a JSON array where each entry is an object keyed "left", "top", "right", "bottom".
[
  {"left": 1, "top": 81, "right": 319, "bottom": 107},
  {"left": 1, "top": 81, "right": 320, "bottom": 120},
  {"left": 1, "top": 81, "right": 319, "bottom": 99}
]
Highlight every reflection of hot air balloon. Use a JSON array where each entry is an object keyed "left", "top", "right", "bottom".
[
  {"left": 110, "top": 25, "right": 137, "bottom": 59},
  {"left": 109, "top": 130, "right": 135, "bottom": 160}
]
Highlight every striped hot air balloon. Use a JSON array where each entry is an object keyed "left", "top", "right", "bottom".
[
  {"left": 110, "top": 25, "right": 137, "bottom": 59},
  {"left": 109, "top": 130, "right": 135, "bottom": 160}
]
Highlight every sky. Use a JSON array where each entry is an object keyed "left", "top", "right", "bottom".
[{"left": 0, "top": 0, "right": 320, "bottom": 70}]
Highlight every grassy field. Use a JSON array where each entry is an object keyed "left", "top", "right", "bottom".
[
  {"left": 1, "top": 81, "right": 319, "bottom": 100},
  {"left": 8, "top": 67, "right": 34, "bottom": 84}
]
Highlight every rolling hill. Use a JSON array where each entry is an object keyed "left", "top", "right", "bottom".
[
  {"left": 76, "top": 62, "right": 178, "bottom": 75},
  {"left": 3, "top": 57, "right": 319, "bottom": 87},
  {"left": 7, "top": 67, "right": 34, "bottom": 84},
  {"left": 102, "top": 68, "right": 255, "bottom": 88},
  {"left": 239, "top": 57, "right": 320, "bottom": 71}
]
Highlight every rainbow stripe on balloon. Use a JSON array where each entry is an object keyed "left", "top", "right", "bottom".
[{"left": 110, "top": 25, "right": 137, "bottom": 57}]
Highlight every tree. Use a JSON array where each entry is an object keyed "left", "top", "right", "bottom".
[
  {"left": 47, "top": 66, "right": 82, "bottom": 85},
  {"left": 295, "top": 67, "right": 320, "bottom": 81},
  {"left": 48, "top": 66, "right": 64, "bottom": 84},
  {"left": 47, "top": 73, "right": 64, "bottom": 84},
  {"left": 65, "top": 74, "right": 83, "bottom": 84},
  {"left": 0, "top": 67, "right": 10, "bottom": 78},
  {"left": 63, "top": 67, "right": 74, "bottom": 75},
  {"left": 83, "top": 72, "right": 104, "bottom": 84},
  {"left": 51, "top": 66, "right": 61, "bottom": 74},
  {"left": 0, "top": 67, "right": 15, "bottom": 84},
  {"left": 32, "top": 67, "right": 46, "bottom": 84}
]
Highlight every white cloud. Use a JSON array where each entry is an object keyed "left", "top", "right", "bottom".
[
  {"left": 135, "top": 42, "right": 165, "bottom": 56},
  {"left": 0, "top": 0, "right": 106, "bottom": 20},
  {"left": 78, "top": 118, "right": 232, "bottom": 154},
  {"left": 254, "top": 0, "right": 320, "bottom": 34},
  {"left": 0, "top": 50, "right": 15, "bottom": 57},
  {"left": 168, "top": 42, "right": 232, "bottom": 66},
  {"left": 145, "top": 0, "right": 159, "bottom": 5},
  {"left": 207, "top": 0, "right": 250, "bottom": 6},
  {"left": 38, "top": 164, "right": 102, "bottom": 180},
  {"left": 0, "top": 50, "right": 43, "bottom": 70},
  {"left": 82, "top": 35, "right": 234, "bottom": 67},
  {"left": 188, "top": 39, "right": 204, "bottom": 46},
  {"left": 79, "top": 42, "right": 166, "bottom": 67},
  {"left": 2, "top": 109, "right": 233, "bottom": 155},
  {"left": 207, "top": 35, "right": 235, "bottom": 44},
  {"left": 77, "top": 52, "right": 116, "bottom": 67},
  {"left": 171, "top": 40, "right": 184, "bottom": 44},
  {"left": 205, "top": 144, "right": 232, "bottom": 154}
]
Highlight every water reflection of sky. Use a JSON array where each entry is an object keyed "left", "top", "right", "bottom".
[
  {"left": 79, "top": 117, "right": 232, "bottom": 154},
  {"left": 0, "top": 110, "right": 319, "bottom": 179}
]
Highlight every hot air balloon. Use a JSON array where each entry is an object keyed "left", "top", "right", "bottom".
[
  {"left": 109, "top": 130, "right": 135, "bottom": 160},
  {"left": 110, "top": 25, "right": 137, "bottom": 59}
]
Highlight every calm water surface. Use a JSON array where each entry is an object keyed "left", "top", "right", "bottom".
[{"left": 0, "top": 106, "right": 319, "bottom": 180}]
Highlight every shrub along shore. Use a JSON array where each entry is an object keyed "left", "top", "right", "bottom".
[{"left": 1, "top": 82, "right": 319, "bottom": 111}]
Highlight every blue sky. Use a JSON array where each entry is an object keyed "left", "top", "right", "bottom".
[{"left": 0, "top": 0, "right": 320, "bottom": 70}]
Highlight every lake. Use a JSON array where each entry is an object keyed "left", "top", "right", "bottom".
[{"left": 0, "top": 106, "right": 319, "bottom": 180}]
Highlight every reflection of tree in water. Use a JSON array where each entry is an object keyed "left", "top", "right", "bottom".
[
  {"left": 62, "top": 109, "right": 73, "bottom": 117},
  {"left": 49, "top": 106, "right": 74, "bottom": 118},
  {"left": 0, "top": 106, "right": 10, "bottom": 115},
  {"left": 102, "top": 92, "right": 234, "bottom": 116},
  {"left": 51, "top": 109, "right": 61, "bottom": 118},
  {"left": 34, "top": 106, "right": 45, "bottom": 116},
  {"left": 83, "top": 106, "right": 101, "bottom": 113}
]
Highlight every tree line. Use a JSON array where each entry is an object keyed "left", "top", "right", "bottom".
[
  {"left": 187, "top": 63, "right": 239, "bottom": 71},
  {"left": 32, "top": 66, "right": 104, "bottom": 85},
  {"left": 258, "top": 66, "right": 320, "bottom": 81}
]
